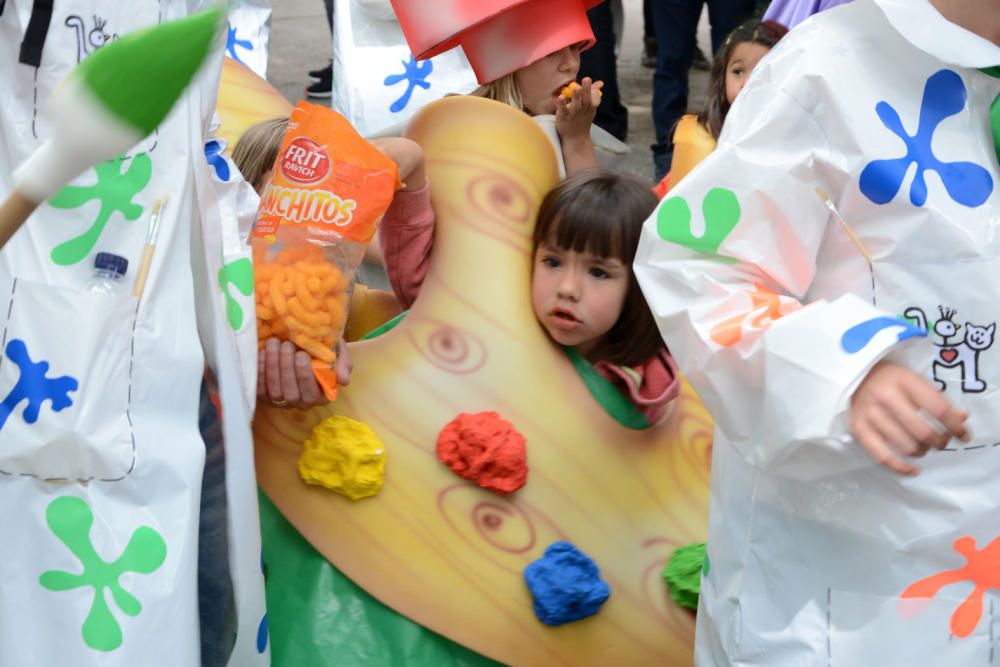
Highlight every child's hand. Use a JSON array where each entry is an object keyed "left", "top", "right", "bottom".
[
  {"left": 370, "top": 137, "right": 426, "bottom": 192},
  {"left": 258, "top": 338, "right": 352, "bottom": 409},
  {"left": 850, "top": 361, "right": 970, "bottom": 475},
  {"left": 555, "top": 77, "right": 603, "bottom": 142}
]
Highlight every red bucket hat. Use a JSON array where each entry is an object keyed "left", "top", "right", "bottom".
[{"left": 390, "top": 0, "right": 604, "bottom": 84}]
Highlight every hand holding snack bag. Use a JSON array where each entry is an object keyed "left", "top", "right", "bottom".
[{"left": 252, "top": 101, "right": 400, "bottom": 400}]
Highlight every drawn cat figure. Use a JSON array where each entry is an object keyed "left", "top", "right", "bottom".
[
  {"left": 65, "top": 15, "right": 117, "bottom": 64},
  {"left": 903, "top": 306, "right": 995, "bottom": 393}
]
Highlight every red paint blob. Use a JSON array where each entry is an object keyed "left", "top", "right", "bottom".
[{"left": 436, "top": 412, "right": 528, "bottom": 494}]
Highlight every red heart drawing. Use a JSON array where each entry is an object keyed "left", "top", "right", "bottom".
[{"left": 941, "top": 349, "right": 959, "bottom": 363}]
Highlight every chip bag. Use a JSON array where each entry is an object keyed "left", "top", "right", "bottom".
[{"left": 252, "top": 100, "right": 400, "bottom": 399}]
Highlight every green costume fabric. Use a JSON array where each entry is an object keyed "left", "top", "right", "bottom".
[{"left": 260, "top": 493, "right": 502, "bottom": 667}]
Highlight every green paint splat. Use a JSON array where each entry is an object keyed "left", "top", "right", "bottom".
[
  {"left": 76, "top": 7, "right": 224, "bottom": 136},
  {"left": 49, "top": 153, "right": 152, "bottom": 266},
  {"left": 219, "top": 257, "right": 255, "bottom": 330},
  {"left": 656, "top": 187, "right": 741, "bottom": 257},
  {"left": 39, "top": 496, "right": 166, "bottom": 652}
]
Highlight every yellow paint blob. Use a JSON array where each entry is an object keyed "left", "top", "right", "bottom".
[{"left": 299, "top": 416, "right": 386, "bottom": 500}]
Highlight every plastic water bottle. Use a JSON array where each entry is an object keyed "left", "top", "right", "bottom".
[{"left": 86, "top": 252, "right": 129, "bottom": 296}]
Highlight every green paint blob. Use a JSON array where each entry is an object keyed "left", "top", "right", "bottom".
[
  {"left": 76, "top": 7, "right": 224, "bottom": 135},
  {"left": 218, "top": 257, "right": 255, "bottom": 330},
  {"left": 656, "top": 187, "right": 741, "bottom": 257},
  {"left": 39, "top": 496, "right": 167, "bottom": 652},
  {"left": 49, "top": 153, "right": 152, "bottom": 266},
  {"left": 662, "top": 542, "right": 706, "bottom": 610}
]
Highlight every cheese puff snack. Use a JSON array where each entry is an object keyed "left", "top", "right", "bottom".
[
  {"left": 252, "top": 101, "right": 400, "bottom": 399},
  {"left": 560, "top": 81, "right": 603, "bottom": 101}
]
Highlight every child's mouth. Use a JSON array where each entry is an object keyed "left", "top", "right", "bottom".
[{"left": 551, "top": 308, "right": 581, "bottom": 330}]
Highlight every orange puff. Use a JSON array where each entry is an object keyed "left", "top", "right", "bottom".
[{"left": 254, "top": 245, "right": 348, "bottom": 369}]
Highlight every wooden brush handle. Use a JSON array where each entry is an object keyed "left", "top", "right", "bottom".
[
  {"left": 0, "top": 188, "right": 39, "bottom": 251},
  {"left": 132, "top": 244, "right": 156, "bottom": 298}
]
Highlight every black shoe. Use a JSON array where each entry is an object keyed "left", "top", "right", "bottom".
[
  {"left": 305, "top": 76, "right": 332, "bottom": 98},
  {"left": 308, "top": 61, "right": 332, "bottom": 82},
  {"left": 691, "top": 46, "right": 710, "bottom": 71}
]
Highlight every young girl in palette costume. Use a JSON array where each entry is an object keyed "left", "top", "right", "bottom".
[
  {"left": 376, "top": 133, "right": 680, "bottom": 423},
  {"left": 654, "top": 18, "right": 787, "bottom": 197},
  {"left": 634, "top": 0, "right": 999, "bottom": 662},
  {"left": 391, "top": 0, "right": 606, "bottom": 176}
]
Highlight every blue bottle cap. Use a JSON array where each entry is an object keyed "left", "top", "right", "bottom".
[{"left": 94, "top": 252, "right": 129, "bottom": 276}]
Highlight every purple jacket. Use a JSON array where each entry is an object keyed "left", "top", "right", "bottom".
[{"left": 763, "top": 0, "right": 852, "bottom": 29}]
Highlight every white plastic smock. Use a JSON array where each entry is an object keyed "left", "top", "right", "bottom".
[
  {"left": 333, "top": 0, "right": 478, "bottom": 136},
  {"left": 0, "top": 2, "right": 268, "bottom": 665},
  {"left": 633, "top": 0, "right": 1000, "bottom": 664}
]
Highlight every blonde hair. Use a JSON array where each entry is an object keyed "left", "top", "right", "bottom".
[
  {"left": 231, "top": 117, "right": 289, "bottom": 192},
  {"left": 470, "top": 73, "right": 525, "bottom": 112}
]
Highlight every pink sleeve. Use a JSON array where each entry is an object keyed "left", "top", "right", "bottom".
[
  {"left": 594, "top": 349, "right": 681, "bottom": 425},
  {"left": 378, "top": 182, "right": 435, "bottom": 310}
]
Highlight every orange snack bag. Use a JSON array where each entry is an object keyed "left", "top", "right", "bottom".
[{"left": 252, "top": 101, "right": 400, "bottom": 399}]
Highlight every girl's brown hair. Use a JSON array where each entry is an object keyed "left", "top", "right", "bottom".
[
  {"left": 532, "top": 169, "right": 663, "bottom": 367},
  {"left": 231, "top": 117, "right": 289, "bottom": 192},
  {"left": 697, "top": 19, "right": 787, "bottom": 139}
]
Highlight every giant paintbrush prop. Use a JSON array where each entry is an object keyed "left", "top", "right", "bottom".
[{"left": 0, "top": 7, "right": 224, "bottom": 250}]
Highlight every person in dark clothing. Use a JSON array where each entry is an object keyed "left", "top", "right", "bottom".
[
  {"left": 649, "top": 0, "right": 756, "bottom": 180},
  {"left": 578, "top": 0, "right": 629, "bottom": 141}
]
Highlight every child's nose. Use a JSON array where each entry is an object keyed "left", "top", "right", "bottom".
[
  {"left": 556, "top": 46, "right": 580, "bottom": 73},
  {"left": 557, "top": 272, "right": 581, "bottom": 300}
]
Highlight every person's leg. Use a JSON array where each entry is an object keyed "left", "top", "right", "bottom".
[
  {"left": 706, "top": 0, "right": 757, "bottom": 54},
  {"left": 579, "top": 0, "right": 629, "bottom": 141},
  {"left": 197, "top": 379, "right": 236, "bottom": 667},
  {"left": 324, "top": 0, "right": 333, "bottom": 30},
  {"left": 642, "top": 0, "right": 657, "bottom": 67},
  {"left": 650, "top": 0, "right": 703, "bottom": 180}
]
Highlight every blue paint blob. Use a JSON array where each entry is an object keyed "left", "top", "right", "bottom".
[
  {"left": 523, "top": 541, "right": 611, "bottom": 626},
  {"left": 841, "top": 316, "right": 926, "bottom": 354},
  {"left": 383, "top": 53, "right": 433, "bottom": 113},
  {"left": 204, "top": 140, "right": 231, "bottom": 182},
  {"left": 860, "top": 69, "right": 993, "bottom": 208},
  {"left": 225, "top": 22, "right": 253, "bottom": 64},
  {"left": 0, "top": 339, "right": 78, "bottom": 430},
  {"left": 256, "top": 613, "right": 268, "bottom": 653}
]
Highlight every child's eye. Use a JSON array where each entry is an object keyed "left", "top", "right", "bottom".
[
  {"left": 541, "top": 256, "right": 561, "bottom": 268},
  {"left": 732, "top": 68, "right": 744, "bottom": 77},
  {"left": 588, "top": 267, "right": 609, "bottom": 279}
]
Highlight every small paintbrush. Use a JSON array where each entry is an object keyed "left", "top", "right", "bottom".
[
  {"left": 815, "top": 186, "right": 873, "bottom": 264},
  {"left": 132, "top": 195, "right": 168, "bottom": 298}
]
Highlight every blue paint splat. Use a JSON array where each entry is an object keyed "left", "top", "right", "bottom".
[
  {"left": 383, "top": 54, "right": 433, "bottom": 113},
  {"left": 0, "top": 339, "right": 78, "bottom": 431},
  {"left": 204, "top": 140, "right": 231, "bottom": 182},
  {"left": 841, "top": 316, "right": 927, "bottom": 354},
  {"left": 860, "top": 70, "right": 993, "bottom": 208},
  {"left": 256, "top": 614, "right": 268, "bottom": 653},
  {"left": 225, "top": 22, "right": 253, "bottom": 65},
  {"left": 523, "top": 541, "right": 611, "bottom": 626}
]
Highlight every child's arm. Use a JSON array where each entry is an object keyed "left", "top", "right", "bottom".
[
  {"left": 370, "top": 138, "right": 434, "bottom": 309},
  {"left": 555, "top": 77, "right": 602, "bottom": 175},
  {"left": 633, "top": 70, "right": 961, "bottom": 480}
]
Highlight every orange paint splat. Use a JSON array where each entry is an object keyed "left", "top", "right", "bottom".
[
  {"left": 900, "top": 535, "right": 1000, "bottom": 638},
  {"left": 709, "top": 284, "right": 799, "bottom": 347}
]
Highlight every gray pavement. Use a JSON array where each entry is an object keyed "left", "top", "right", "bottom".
[{"left": 265, "top": 0, "right": 711, "bottom": 183}]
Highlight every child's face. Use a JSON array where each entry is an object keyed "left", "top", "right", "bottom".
[
  {"left": 514, "top": 43, "right": 583, "bottom": 115},
  {"left": 724, "top": 42, "right": 770, "bottom": 105},
  {"left": 531, "top": 241, "right": 628, "bottom": 359}
]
